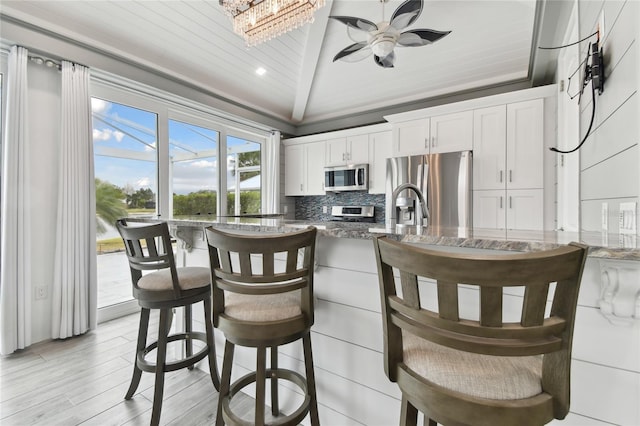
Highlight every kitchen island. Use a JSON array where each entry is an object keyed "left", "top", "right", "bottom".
[{"left": 132, "top": 216, "right": 640, "bottom": 426}]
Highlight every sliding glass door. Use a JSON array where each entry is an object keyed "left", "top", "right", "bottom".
[{"left": 92, "top": 98, "right": 157, "bottom": 312}]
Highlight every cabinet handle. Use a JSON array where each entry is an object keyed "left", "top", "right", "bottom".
[
  {"left": 300, "top": 183, "right": 303, "bottom": 191},
  {"left": 342, "top": 153, "right": 345, "bottom": 161},
  {"left": 509, "top": 170, "right": 513, "bottom": 182},
  {"left": 509, "top": 196, "right": 512, "bottom": 209},
  {"left": 432, "top": 136, "right": 436, "bottom": 147},
  {"left": 500, "top": 196, "right": 503, "bottom": 209},
  {"left": 500, "top": 170, "right": 503, "bottom": 183},
  {"left": 424, "top": 137, "right": 428, "bottom": 149}
]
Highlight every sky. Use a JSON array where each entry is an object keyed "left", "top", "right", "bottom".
[{"left": 91, "top": 98, "right": 260, "bottom": 196}]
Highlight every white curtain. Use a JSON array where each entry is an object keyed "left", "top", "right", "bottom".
[
  {"left": 263, "top": 131, "right": 281, "bottom": 214},
  {"left": 51, "top": 61, "right": 97, "bottom": 339},
  {"left": 0, "top": 46, "right": 32, "bottom": 355}
]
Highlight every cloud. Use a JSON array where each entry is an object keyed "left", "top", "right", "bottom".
[
  {"left": 191, "top": 159, "right": 215, "bottom": 168},
  {"left": 91, "top": 98, "right": 110, "bottom": 113},
  {"left": 93, "top": 128, "right": 125, "bottom": 143},
  {"left": 136, "top": 177, "right": 151, "bottom": 188}
]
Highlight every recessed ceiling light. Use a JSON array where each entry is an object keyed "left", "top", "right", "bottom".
[{"left": 255, "top": 67, "right": 266, "bottom": 76}]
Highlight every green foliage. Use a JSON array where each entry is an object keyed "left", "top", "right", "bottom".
[
  {"left": 95, "top": 178, "right": 127, "bottom": 235},
  {"left": 173, "top": 190, "right": 217, "bottom": 215},
  {"left": 126, "top": 187, "right": 155, "bottom": 209},
  {"left": 230, "top": 150, "right": 261, "bottom": 180},
  {"left": 227, "top": 190, "right": 261, "bottom": 215}
]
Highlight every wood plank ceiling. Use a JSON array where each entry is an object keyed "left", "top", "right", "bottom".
[{"left": 0, "top": 0, "right": 555, "bottom": 134}]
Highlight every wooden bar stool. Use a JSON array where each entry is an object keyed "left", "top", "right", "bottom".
[
  {"left": 372, "top": 237, "right": 588, "bottom": 426},
  {"left": 116, "top": 219, "right": 220, "bottom": 425},
  {"left": 205, "top": 226, "right": 319, "bottom": 426}
]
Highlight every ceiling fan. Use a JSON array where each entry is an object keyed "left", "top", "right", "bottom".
[{"left": 329, "top": 0, "right": 451, "bottom": 68}]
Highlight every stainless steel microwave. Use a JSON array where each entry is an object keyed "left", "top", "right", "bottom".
[{"left": 324, "top": 164, "right": 368, "bottom": 192}]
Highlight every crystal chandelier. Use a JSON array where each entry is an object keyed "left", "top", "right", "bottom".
[{"left": 220, "top": 0, "right": 325, "bottom": 47}]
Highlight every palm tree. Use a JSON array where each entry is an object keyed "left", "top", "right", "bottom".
[{"left": 95, "top": 178, "right": 127, "bottom": 235}]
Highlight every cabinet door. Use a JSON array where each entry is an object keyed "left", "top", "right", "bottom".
[
  {"left": 473, "top": 105, "right": 506, "bottom": 190},
  {"left": 393, "top": 119, "right": 430, "bottom": 156},
  {"left": 368, "top": 131, "right": 392, "bottom": 194},
  {"left": 507, "top": 99, "right": 543, "bottom": 189},
  {"left": 326, "top": 137, "right": 347, "bottom": 166},
  {"left": 430, "top": 110, "right": 473, "bottom": 154},
  {"left": 506, "top": 189, "right": 543, "bottom": 230},
  {"left": 305, "top": 141, "right": 326, "bottom": 195},
  {"left": 473, "top": 190, "right": 506, "bottom": 229},
  {"left": 347, "top": 134, "right": 369, "bottom": 164},
  {"left": 284, "top": 145, "right": 304, "bottom": 196}
]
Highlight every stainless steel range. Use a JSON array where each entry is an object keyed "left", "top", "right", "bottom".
[{"left": 330, "top": 205, "right": 375, "bottom": 222}]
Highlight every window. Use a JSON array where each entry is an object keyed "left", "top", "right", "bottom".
[
  {"left": 227, "top": 135, "right": 261, "bottom": 215},
  {"left": 90, "top": 76, "right": 270, "bottom": 318},
  {"left": 169, "top": 119, "right": 219, "bottom": 216},
  {"left": 92, "top": 98, "right": 158, "bottom": 309}
]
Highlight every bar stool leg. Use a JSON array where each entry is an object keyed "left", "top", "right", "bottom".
[
  {"left": 400, "top": 395, "right": 418, "bottom": 426},
  {"left": 150, "top": 308, "right": 170, "bottom": 426},
  {"left": 185, "top": 304, "right": 193, "bottom": 370},
  {"left": 302, "top": 332, "right": 320, "bottom": 426},
  {"left": 270, "top": 346, "right": 279, "bottom": 416},
  {"left": 125, "top": 308, "right": 150, "bottom": 399},
  {"left": 203, "top": 296, "right": 220, "bottom": 390},
  {"left": 216, "top": 340, "right": 235, "bottom": 426},
  {"left": 255, "top": 347, "right": 266, "bottom": 426}
]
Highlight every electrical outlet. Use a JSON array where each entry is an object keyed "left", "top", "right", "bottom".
[
  {"left": 35, "top": 285, "right": 47, "bottom": 300},
  {"left": 619, "top": 202, "right": 637, "bottom": 234}
]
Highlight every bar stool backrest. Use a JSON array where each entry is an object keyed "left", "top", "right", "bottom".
[
  {"left": 116, "top": 219, "right": 181, "bottom": 299},
  {"left": 373, "top": 236, "right": 588, "bottom": 423},
  {"left": 205, "top": 226, "right": 317, "bottom": 341}
]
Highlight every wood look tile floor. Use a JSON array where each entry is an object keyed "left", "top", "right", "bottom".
[{"left": 0, "top": 312, "right": 257, "bottom": 425}]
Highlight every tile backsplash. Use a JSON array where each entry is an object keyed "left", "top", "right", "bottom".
[{"left": 294, "top": 192, "right": 386, "bottom": 223}]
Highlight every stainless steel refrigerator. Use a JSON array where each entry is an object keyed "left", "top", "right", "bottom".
[{"left": 385, "top": 151, "right": 472, "bottom": 231}]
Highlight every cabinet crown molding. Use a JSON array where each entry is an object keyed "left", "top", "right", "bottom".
[{"left": 385, "top": 84, "right": 557, "bottom": 123}]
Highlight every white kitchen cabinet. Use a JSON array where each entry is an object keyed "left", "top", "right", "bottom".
[
  {"left": 368, "top": 130, "right": 392, "bottom": 194},
  {"left": 506, "top": 189, "right": 543, "bottom": 230},
  {"left": 392, "top": 118, "right": 430, "bottom": 156},
  {"left": 473, "top": 190, "right": 506, "bottom": 229},
  {"left": 506, "top": 99, "right": 544, "bottom": 189},
  {"left": 473, "top": 105, "right": 507, "bottom": 190},
  {"left": 473, "top": 188, "right": 543, "bottom": 231},
  {"left": 391, "top": 111, "right": 473, "bottom": 157},
  {"left": 285, "top": 144, "right": 304, "bottom": 196},
  {"left": 284, "top": 141, "right": 326, "bottom": 196},
  {"left": 429, "top": 110, "right": 473, "bottom": 154},
  {"left": 326, "top": 134, "right": 369, "bottom": 166},
  {"left": 472, "top": 99, "right": 544, "bottom": 231},
  {"left": 474, "top": 99, "right": 544, "bottom": 191}
]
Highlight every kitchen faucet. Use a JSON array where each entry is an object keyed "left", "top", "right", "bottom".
[{"left": 389, "top": 183, "right": 429, "bottom": 228}]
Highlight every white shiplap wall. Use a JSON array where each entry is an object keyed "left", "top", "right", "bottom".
[{"left": 578, "top": 0, "right": 639, "bottom": 234}]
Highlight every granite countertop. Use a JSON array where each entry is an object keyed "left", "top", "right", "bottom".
[{"left": 128, "top": 216, "right": 640, "bottom": 261}]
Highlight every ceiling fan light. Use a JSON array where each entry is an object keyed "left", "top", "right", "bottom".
[{"left": 371, "top": 39, "right": 395, "bottom": 57}]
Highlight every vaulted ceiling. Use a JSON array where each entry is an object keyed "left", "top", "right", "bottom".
[{"left": 0, "top": 0, "right": 569, "bottom": 136}]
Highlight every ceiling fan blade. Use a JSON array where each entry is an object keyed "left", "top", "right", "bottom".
[
  {"left": 397, "top": 29, "right": 451, "bottom": 46},
  {"left": 329, "top": 16, "right": 378, "bottom": 32},
  {"left": 333, "top": 42, "right": 372, "bottom": 63},
  {"left": 374, "top": 51, "right": 395, "bottom": 68},
  {"left": 390, "top": 0, "right": 423, "bottom": 30}
]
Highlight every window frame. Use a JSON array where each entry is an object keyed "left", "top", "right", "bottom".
[{"left": 91, "top": 77, "right": 269, "bottom": 219}]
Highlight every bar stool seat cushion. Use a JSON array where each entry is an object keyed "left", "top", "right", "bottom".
[
  {"left": 138, "top": 266, "right": 210, "bottom": 291},
  {"left": 225, "top": 290, "right": 301, "bottom": 322},
  {"left": 403, "top": 332, "right": 543, "bottom": 400}
]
